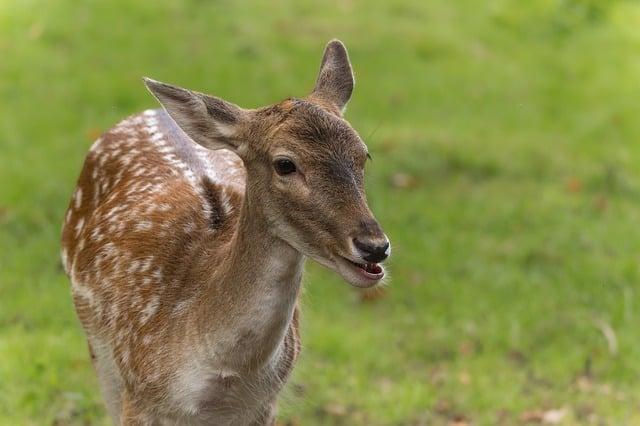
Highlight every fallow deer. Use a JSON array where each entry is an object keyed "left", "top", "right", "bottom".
[{"left": 61, "top": 39, "right": 390, "bottom": 425}]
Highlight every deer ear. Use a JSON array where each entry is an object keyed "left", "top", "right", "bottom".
[
  {"left": 311, "top": 39, "right": 355, "bottom": 113},
  {"left": 144, "top": 78, "right": 247, "bottom": 151}
]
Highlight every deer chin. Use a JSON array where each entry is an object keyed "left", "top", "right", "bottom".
[
  {"left": 301, "top": 250, "right": 384, "bottom": 288},
  {"left": 334, "top": 255, "right": 385, "bottom": 288}
]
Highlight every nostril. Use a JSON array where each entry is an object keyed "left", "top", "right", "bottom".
[{"left": 353, "top": 238, "right": 376, "bottom": 255}]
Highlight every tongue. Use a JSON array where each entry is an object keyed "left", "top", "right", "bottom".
[{"left": 365, "top": 263, "right": 382, "bottom": 274}]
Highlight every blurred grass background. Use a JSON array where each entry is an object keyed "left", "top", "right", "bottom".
[{"left": 2, "top": 0, "right": 640, "bottom": 424}]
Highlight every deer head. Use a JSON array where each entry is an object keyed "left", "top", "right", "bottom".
[{"left": 144, "top": 40, "right": 390, "bottom": 288}]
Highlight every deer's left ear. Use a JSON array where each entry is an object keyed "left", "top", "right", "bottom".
[
  {"left": 144, "top": 78, "right": 248, "bottom": 152},
  {"left": 311, "top": 39, "right": 355, "bottom": 113}
]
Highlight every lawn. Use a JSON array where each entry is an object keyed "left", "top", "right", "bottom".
[{"left": 2, "top": 0, "right": 640, "bottom": 424}]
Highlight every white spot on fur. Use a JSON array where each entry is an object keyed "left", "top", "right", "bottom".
[
  {"left": 72, "top": 281, "right": 95, "bottom": 305},
  {"left": 103, "top": 242, "right": 117, "bottom": 257},
  {"left": 140, "top": 257, "right": 153, "bottom": 272},
  {"left": 135, "top": 221, "right": 153, "bottom": 232},
  {"left": 172, "top": 298, "right": 192, "bottom": 314},
  {"left": 140, "top": 295, "right": 160, "bottom": 324},
  {"left": 75, "top": 217, "right": 85, "bottom": 237},
  {"left": 127, "top": 260, "right": 141, "bottom": 274},
  {"left": 91, "top": 226, "right": 104, "bottom": 243},
  {"left": 74, "top": 188, "right": 83, "bottom": 209},
  {"left": 150, "top": 132, "right": 164, "bottom": 143},
  {"left": 93, "top": 182, "right": 100, "bottom": 202},
  {"left": 152, "top": 268, "right": 163, "bottom": 282},
  {"left": 60, "top": 248, "right": 69, "bottom": 273},
  {"left": 89, "top": 137, "right": 103, "bottom": 152},
  {"left": 131, "top": 293, "right": 143, "bottom": 308},
  {"left": 183, "top": 221, "right": 196, "bottom": 234}
]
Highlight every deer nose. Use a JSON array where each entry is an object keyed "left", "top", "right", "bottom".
[{"left": 353, "top": 237, "right": 390, "bottom": 263}]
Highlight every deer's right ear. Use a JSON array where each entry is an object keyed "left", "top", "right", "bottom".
[{"left": 144, "top": 78, "right": 247, "bottom": 152}]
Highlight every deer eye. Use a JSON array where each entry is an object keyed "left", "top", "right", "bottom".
[{"left": 274, "top": 158, "right": 297, "bottom": 176}]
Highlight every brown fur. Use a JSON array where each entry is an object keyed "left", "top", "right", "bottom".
[{"left": 61, "top": 40, "right": 388, "bottom": 425}]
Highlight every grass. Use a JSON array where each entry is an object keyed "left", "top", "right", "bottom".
[{"left": 2, "top": 0, "right": 640, "bottom": 424}]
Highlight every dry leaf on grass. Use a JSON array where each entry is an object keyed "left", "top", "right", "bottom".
[
  {"left": 458, "top": 371, "right": 471, "bottom": 386},
  {"left": 520, "top": 407, "right": 567, "bottom": 424},
  {"left": 565, "top": 177, "right": 582, "bottom": 193},
  {"left": 358, "top": 285, "right": 387, "bottom": 302},
  {"left": 458, "top": 340, "right": 476, "bottom": 357},
  {"left": 574, "top": 375, "right": 593, "bottom": 392},
  {"left": 323, "top": 402, "right": 348, "bottom": 417},
  {"left": 376, "top": 377, "right": 394, "bottom": 394},
  {"left": 390, "top": 172, "right": 419, "bottom": 189},
  {"left": 449, "top": 418, "right": 471, "bottom": 426},
  {"left": 593, "top": 318, "right": 618, "bottom": 355},
  {"left": 86, "top": 128, "right": 103, "bottom": 141},
  {"left": 28, "top": 23, "right": 44, "bottom": 40},
  {"left": 593, "top": 195, "right": 608, "bottom": 212}
]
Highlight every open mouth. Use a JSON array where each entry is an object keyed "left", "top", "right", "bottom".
[
  {"left": 339, "top": 256, "right": 385, "bottom": 285},
  {"left": 348, "top": 259, "right": 383, "bottom": 275}
]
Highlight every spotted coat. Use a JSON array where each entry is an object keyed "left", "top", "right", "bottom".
[{"left": 61, "top": 109, "right": 301, "bottom": 425}]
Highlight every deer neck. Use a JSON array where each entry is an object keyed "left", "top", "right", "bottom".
[
  {"left": 226, "top": 187, "right": 304, "bottom": 292},
  {"left": 197, "top": 179, "right": 304, "bottom": 371}
]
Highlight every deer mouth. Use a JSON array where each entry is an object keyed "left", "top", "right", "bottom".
[
  {"left": 336, "top": 256, "right": 385, "bottom": 287},
  {"left": 348, "top": 259, "right": 383, "bottom": 276}
]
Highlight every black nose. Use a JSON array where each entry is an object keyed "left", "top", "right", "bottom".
[{"left": 353, "top": 237, "right": 390, "bottom": 263}]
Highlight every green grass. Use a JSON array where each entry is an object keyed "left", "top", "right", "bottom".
[{"left": 2, "top": 0, "right": 640, "bottom": 424}]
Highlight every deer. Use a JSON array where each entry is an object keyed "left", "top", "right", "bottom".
[{"left": 61, "top": 39, "right": 390, "bottom": 425}]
